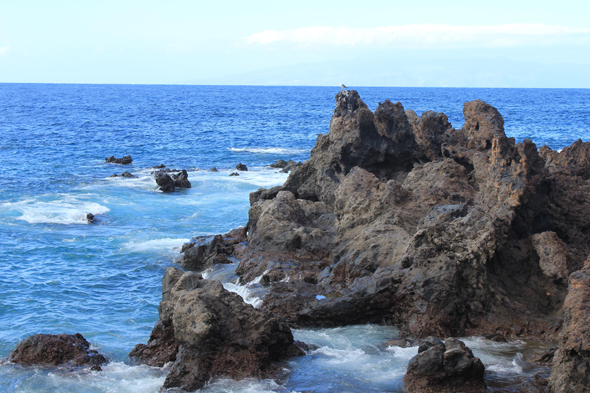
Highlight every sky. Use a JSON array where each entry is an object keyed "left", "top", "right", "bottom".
[{"left": 1, "top": 0, "right": 589, "bottom": 87}]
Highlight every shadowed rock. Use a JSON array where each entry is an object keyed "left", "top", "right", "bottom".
[{"left": 236, "top": 163, "right": 248, "bottom": 171}]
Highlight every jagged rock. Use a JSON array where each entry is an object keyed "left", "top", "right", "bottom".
[
  {"left": 3, "top": 333, "right": 107, "bottom": 371},
  {"left": 105, "top": 155, "right": 132, "bottom": 165},
  {"left": 403, "top": 338, "right": 486, "bottom": 393},
  {"left": 236, "top": 163, "right": 248, "bottom": 171},
  {"left": 229, "top": 172, "right": 239, "bottom": 176},
  {"left": 172, "top": 169, "right": 191, "bottom": 188},
  {"left": 547, "top": 259, "right": 590, "bottom": 392},
  {"left": 130, "top": 267, "right": 302, "bottom": 391},
  {"left": 532, "top": 232, "right": 569, "bottom": 283},
  {"left": 154, "top": 171, "right": 175, "bottom": 192},
  {"left": 129, "top": 320, "right": 178, "bottom": 367},
  {"left": 152, "top": 164, "right": 166, "bottom": 169},
  {"left": 121, "top": 171, "right": 136, "bottom": 178},
  {"left": 86, "top": 213, "right": 95, "bottom": 223},
  {"left": 180, "top": 235, "right": 227, "bottom": 271},
  {"left": 230, "top": 91, "right": 590, "bottom": 340},
  {"left": 210, "top": 167, "right": 218, "bottom": 172}
]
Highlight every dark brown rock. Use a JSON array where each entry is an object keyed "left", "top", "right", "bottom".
[
  {"left": 154, "top": 171, "right": 175, "bottom": 192},
  {"left": 4, "top": 333, "right": 107, "bottom": 369},
  {"left": 403, "top": 338, "right": 486, "bottom": 393},
  {"left": 172, "top": 169, "right": 191, "bottom": 188},
  {"left": 131, "top": 266, "right": 302, "bottom": 391},
  {"left": 105, "top": 155, "right": 132, "bottom": 165},
  {"left": 121, "top": 171, "right": 136, "bottom": 178},
  {"left": 547, "top": 259, "right": 590, "bottom": 392},
  {"left": 269, "top": 159, "right": 288, "bottom": 168}
]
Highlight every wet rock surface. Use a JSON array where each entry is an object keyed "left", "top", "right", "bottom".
[
  {"left": 4, "top": 333, "right": 107, "bottom": 370},
  {"left": 153, "top": 169, "right": 191, "bottom": 192},
  {"left": 403, "top": 338, "right": 486, "bottom": 393},
  {"left": 547, "top": 258, "right": 590, "bottom": 392},
  {"left": 236, "top": 163, "right": 248, "bottom": 171},
  {"left": 130, "top": 263, "right": 302, "bottom": 391},
  {"left": 105, "top": 155, "right": 132, "bottom": 165}
]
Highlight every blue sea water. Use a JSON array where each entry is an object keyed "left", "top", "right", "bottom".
[{"left": 0, "top": 84, "right": 588, "bottom": 392}]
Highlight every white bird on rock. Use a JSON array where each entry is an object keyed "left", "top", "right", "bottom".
[{"left": 340, "top": 83, "right": 347, "bottom": 91}]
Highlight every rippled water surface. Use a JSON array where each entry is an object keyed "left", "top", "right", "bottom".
[{"left": 0, "top": 84, "right": 588, "bottom": 392}]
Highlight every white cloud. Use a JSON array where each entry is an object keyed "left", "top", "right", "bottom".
[
  {"left": 243, "top": 24, "right": 590, "bottom": 48},
  {"left": 0, "top": 46, "right": 10, "bottom": 55}
]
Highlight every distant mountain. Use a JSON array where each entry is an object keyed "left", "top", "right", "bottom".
[{"left": 184, "top": 57, "right": 590, "bottom": 88}]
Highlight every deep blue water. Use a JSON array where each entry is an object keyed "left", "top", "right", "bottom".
[{"left": 0, "top": 84, "right": 588, "bottom": 392}]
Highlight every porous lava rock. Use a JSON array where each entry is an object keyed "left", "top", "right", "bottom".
[
  {"left": 130, "top": 265, "right": 302, "bottom": 391},
  {"left": 4, "top": 333, "right": 107, "bottom": 370},
  {"left": 227, "top": 90, "right": 590, "bottom": 340},
  {"left": 403, "top": 337, "right": 486, "bottom": 393},
  {"left": 270, "top": 159, "right": 288, "bottom": 168},
  {"left": 547, "top": 258, "right": 590, "bottom": 392},
  {"left": 105, "top": 155, "right": 132, "bottom": 165}
]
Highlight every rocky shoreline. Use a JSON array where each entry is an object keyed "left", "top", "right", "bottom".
[
  {"left": 162, "top": 90, "right": 588, "bottom": 391},
  {"left": 6, "top": 90, "right": 589, "bottom": 391}
]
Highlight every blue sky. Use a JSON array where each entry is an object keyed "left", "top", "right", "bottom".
[{"left": 1, "top": 0, "right": 589, "bottom": 87}]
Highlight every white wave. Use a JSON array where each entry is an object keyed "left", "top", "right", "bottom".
[
  {"left": 228, "top": 147, "right": 307, "bottom": 155},
  {"left": 121, "top": 238, "right": 190, "bottom": 253},
  {"left": 201, "top": 377, "right": 287, "bottom": 392},
  {"left": 15, "top": 200, "right": 110, "bottom": 225},
  {"left": 103, "top": 173, "right": 159, "bottom": 192},
  {"left": 386, "top": 345, "right": 420, "bottom": 361},
  {"left": 311, "top": 346, "right": 367, "bottom": 366},
  {"left": 223, "top": 282, "right": 263, "bottom": 308},
  {"left": 486, "top": 354, "right": 524, "bottom": 375}
]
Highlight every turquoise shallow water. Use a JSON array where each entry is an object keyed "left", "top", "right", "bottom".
[{"left": 0, "top": 84, "right": 588, "bottom": 392}]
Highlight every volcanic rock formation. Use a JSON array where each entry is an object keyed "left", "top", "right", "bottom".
[{"left": 210, "top": 90, "right": 590, "bottom": 340}]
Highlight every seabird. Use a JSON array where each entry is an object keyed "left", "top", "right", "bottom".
[{"left": 340, "top": 83, "right": 347, "bottom": 91}]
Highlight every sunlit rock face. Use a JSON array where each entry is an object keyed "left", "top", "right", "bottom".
[{"left": 235, "top": 90, "right": 590, "bottom": 341}]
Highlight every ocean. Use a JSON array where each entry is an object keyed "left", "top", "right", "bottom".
[{"left": 0, "top": 84, "right": 588, "bottom": 392}]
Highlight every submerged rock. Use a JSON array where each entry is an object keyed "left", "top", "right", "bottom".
[
  {"left": 4, "top": 333, "right": 107, "bottom": 371},
  {"left": 130, "top": 266, "right": 302, "bottom": 391},
  {"left": 229, "top": 172, "right": 239, "bottom": 176},
  {"left": 105, "top": 155, "right": 132, "bottom": 165},
  {"left": 403, "top": 338, "right": 486, "bottom": 393},
  {"left": 121, "top": 171, "right": 136, "bottom": 178},
  {"left": 86, "top": 213, "right": 95, "bottom": 223},
  {"left": 210, "top": 167, "right": 218, "bottom": 172}
]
